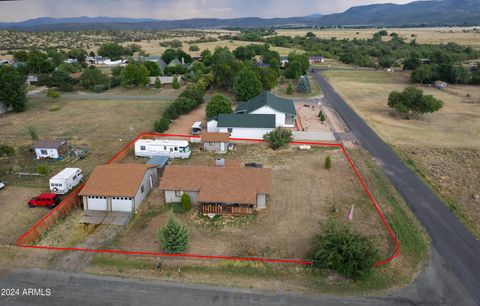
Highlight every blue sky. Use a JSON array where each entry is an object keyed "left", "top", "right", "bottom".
[{"left": 0, "top": 0, "right": 414, "bottom": 22}]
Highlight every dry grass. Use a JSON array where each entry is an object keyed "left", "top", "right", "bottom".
[
  {"left": 323, "top": 69, "right": 480, "bottom": 148},
  {"left": 272, "top": 75, "right": 322, "bottom": 98},
  {"left": 277, "top": 27, "right": 480, "bottom": 50}
]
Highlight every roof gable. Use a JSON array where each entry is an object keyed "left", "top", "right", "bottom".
[{"left": 235, "top": 91, "right": 296, "bottom": 116}]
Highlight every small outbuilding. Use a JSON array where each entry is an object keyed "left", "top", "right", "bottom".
[
  {"left": 32, "top": 140, "right": 68, "bottom": 160},
  {"left": 146, "top": 155, "right": 170, "bottom": 177},
  {"left": 201, "top": 132, "right": 230, "bottom": 153}
]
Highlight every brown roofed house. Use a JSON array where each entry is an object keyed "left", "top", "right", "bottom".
[
  {"left": 201, "top": 132, "right": 230, "bottom": 153},
  {"left": 159, "top": 162, "right": 272, "bottom": 216},
  {"left": 79, "top": 163, "right": 158, "bottom": 215}
]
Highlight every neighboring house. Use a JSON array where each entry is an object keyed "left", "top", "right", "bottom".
[
  {"left": 141, "top": 56, "right": 167, "bottom": 69},
  {"left": 148, "top": 76, "right": 176, "bottom": 86},
  {"left": 434, "top": 80, "right": 448, "bottom": 89},
  {"left": 207, "top": 113, "right": 276, "bottom": 139},
  {"left": 280, "top": 56, "right": 289, "bottom": 68},
  {"left": 79, "top": 163, "right": 158, "bottom": 213},
  {"left": 235, "top": 91, "right": 297, "bottom": 128},
  {"left": 32, "top": 140, "right": 68, "bottom": 160},
  {"left": 168, "top": 58, "right": 182, "bottom": 67},
  {"left": 0, "top": 59, "right": 13, "bottom": 65},
  {"left": 159, "top": 161, "right": 272, "bottom": 216},
  {"left": 309, "top": 56, "right": 325, "bottom": 64},
  {"left": 201, "top": 132, "right": 230, "bottom": 153},
  {"left": 26, "top": 75, "right": 38, "bottom": 85}
]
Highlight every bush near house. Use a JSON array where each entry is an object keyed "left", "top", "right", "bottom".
[
  {"left": 159, "top": 212, "right": 189, "bottom": 254},
  {"left": 312, "top": 219, "right": 379, "bottom": 279},
  {"left": 205, "top": 94, "right": 232, "bottom": 119},
  {"left": 36, "top": 165, "right": 48, "bottom": 175},
  {"left": 263, "top": 127, "right": 293, "bottom": 150},
  {"left": 181, "top": 193, "right": 192, "bottom": 212},
  {"left": 324, "top": 156, "right": 332, "bottom": 169}
]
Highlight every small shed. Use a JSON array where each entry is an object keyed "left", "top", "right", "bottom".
[
  {"left": 201, "top": 132, "right": 230, "bottom": 153},
  {"left": 32, "top": 140, "right": 68, "bottom": 160},
  {"left": 147, "top": 155, "right": 169, "bottom": 177}
]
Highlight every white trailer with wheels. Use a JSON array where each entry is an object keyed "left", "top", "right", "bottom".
[
  {"left": 49, "top": 168, "right": 83, "bottom": 194},
  {"left": 134, "top": 139, "right": 191, "bottom": 159}
]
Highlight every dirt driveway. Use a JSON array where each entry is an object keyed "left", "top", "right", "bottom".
[
  {"left": 0, "top": 186, "right": 46, "bottom": 245},
  {"left": 166, "top": 103, "right": 207, "bottom": 135}
]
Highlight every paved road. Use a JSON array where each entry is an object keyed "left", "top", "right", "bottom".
[{"left": 312, "top": 69, "right": 480, "bottom": 303}]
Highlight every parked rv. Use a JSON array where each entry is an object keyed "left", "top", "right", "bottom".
[
  {"left": 49, "top": 168, "right": 83, "bottom": 194},
  {"left": 0, "top": 180, "right": 5, "bottom": 190},
  {"left": 135, "top": 139, "right": 191, "bottom": 159}
]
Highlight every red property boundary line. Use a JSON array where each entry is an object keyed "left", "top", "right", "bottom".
[{"left": 16, "top": 133, "right": 400, "bottom": 267}]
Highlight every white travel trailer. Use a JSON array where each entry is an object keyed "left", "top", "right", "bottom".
[
  {"left": 135, "top": 139, "right": 191, "bottom": 159},
  {"left": 49, "top": 168, "right": 83, "bottom": 194}
]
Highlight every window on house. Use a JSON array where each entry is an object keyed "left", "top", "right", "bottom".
[
  {"left": 40, "top": 149, "right": 48, "bottom": 155},
  {"left": 141, "top": 185, "right": 145, "bottom": 193},
  {"left": 175, "top": 190, "right": 183, "bottom": 197},
  {"left": 174, "top": 147, "right": 178, "bottom": 151},
  {"left": 140, "top": 146, "right": 146, "bottom": 150},
  {"left": 227, "top": 128, "right": 233, "bottom": 133}
]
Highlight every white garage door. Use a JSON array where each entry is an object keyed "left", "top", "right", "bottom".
[
  {"left": 112, "top": 197, "right": 132, "bottom": 212},
  {"left": 87, "top": 196, "right": 107, "bottom": 211}
]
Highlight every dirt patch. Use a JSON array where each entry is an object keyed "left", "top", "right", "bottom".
[
  {"left": 398, "top": 145, "right": 480, "bottom": 237},
  {"left": 166, "top": 102, "right": 207, "bottom": 135},
  {"left": 295, "top": 102, "right": 332, "bottom": 133},
  {"left": 0, "top": 186, "right": 46, "bottom": 245}
]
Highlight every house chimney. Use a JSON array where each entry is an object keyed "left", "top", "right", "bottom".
[{"left": 215, "top": 159, "right": 225, "bottom": 167}]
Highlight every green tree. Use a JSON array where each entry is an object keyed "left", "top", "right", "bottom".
[
  {"left": 159, "top": 212, "right": 188, "bottom": 254},
  {"left": 255, "top": 67, "right": 278, "bottom": 90},
  {"left": 233, "top": 67, "right": 262, "bottom": 101},
  {"left": 312, "top": 219, "right": 379, "bottom": 279},
  {"left": 154, "top": 117, "right": 170, "bottom": 133},
  {"left": 181, "top": 193, "right": 192, "bottom": 212},
  {"left": 388, "top": 86, "right": 443, "bottom": 119},
  {"left": 379, "top": 55, "right": 396, "bottom": 68},
  {"left": 263, "top": 128, "right": 293, "bottom": 150},
  {"left": 284, "top": 60, "right": 303, "bottom": 79},
  {"left": 287, "top": 52, "right": 309, "bottom": 74},
  {"left": 36, "top": 165, "right": 48, "bottom": 176},
  {"left": 200, "top": 49, "right": 213, "bottom": 66},
  {"left": 0, "top": 144, "right": 15, "bottom": 157},
  {"left": 49, "top": 70, "right": 75, "bottom": 91},
  {"left": 403, "top": 52, "right": 421, "bottom": 70},
  {"left": 27, "top": 50, "right": 52, "bottom": 74},
  {"left": 154, "top": 77, "right": 162, "bottom": 89},
  {"left": 143, "top": 61, "right": 161, "bottom": 76},
  {"left": 297, "top": 76, "right": 311, "bottom": 93},
  {"left": 79, "top": 66, "right": 110, "bottom": 90},
  {"left": 319, "top": 111, "right": 326, "bottom": 123},
  {"left": 98, "top": 43, "right": 124, "bottom": 60},
  {"left": 0, "top": 65, "right": 27, "bottom": 112},
  {"left": 411, "top": 65, "right": 434, "bottom": 84},
  {"left": 120, "top": 63, "right": 149, "bottom": 88},
  {"left": 324, "top": 156, "right": 332, "bottom": 169},
  {"left": 67, "top": 48, "right": 87, "bottom": 62},
  {"left": 162, "top": 48, "right": 178, "bottom": 64},
  {"left": 211, "top": 47, "right": 241, "bottom": 90},
  {"left": 206, "top": 94, "right": 232, "bottom": 119},
  {"left": 13, "top": 50, "right": 28, "bottom": 62},
  {"left": 172, "top": 75, "right": 180, "bottom": 89},
  {"left": 179, "top": 85, "right": 205, "bottom": 105}
]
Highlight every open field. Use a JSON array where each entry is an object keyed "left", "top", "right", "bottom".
[
  {"left": 277, "top": 27, "right": 480, "bottom": 50},
  {"left": 322, "top": 68, "right": 480, "bottom": 236}
]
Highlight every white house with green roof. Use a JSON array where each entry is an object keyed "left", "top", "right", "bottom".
[
  {"left": 207, "top": 114, "right": 276, "bottom": 139},
  {"left": 235, "top": 91, "right": 297, "bottom": 128}
]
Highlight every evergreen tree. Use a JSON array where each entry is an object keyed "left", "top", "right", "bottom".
[
  {"left": 0, "top": 65, "right": 27, "bottom": 112},
  {"left": 154, "top": 77, "right": 162, "bottom": 89},
  {"left": 286, "top": 83, "right": 294, "bottom": 95},
  {"left": 159, "top": 212, "right": 188, "bottom": 254},
  {"left": 172, "top": 76, "right": 180, "bottom": 89},
  {"left": 297, "top": 76, "right": 311, "bottom": 93}
]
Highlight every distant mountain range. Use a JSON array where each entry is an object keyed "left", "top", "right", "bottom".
[{"left": 0, "top": 0, "right": 478, "bottom": 31}]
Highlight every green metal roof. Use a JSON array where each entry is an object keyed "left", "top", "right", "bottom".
[
  {"left": 216, "top": 114, "right": 276, "bottom": 129},
  {"left": 235, "top": 91, "right": 297, "bottom": 116}
]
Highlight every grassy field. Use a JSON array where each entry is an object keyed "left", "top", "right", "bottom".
[
  {"left": 272, "top": 75, "right": 322, "bottom": 98},
  {"left": 0, "top": 97, "right": 171, "bottom": 251},
  {"left": 277, "top": 27, "right": 480, "bottom": 50},
  {"left": 322, "top": 68, "right": 480, "bottom": 236},
  {"left": 81, "top": 144, "right": 428, "bottom": 295}
]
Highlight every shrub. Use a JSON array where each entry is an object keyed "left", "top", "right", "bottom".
[
  {"left": 324, "top": 156, "right": 332, "bottom": 169},
  {"left": 181, "top": 193, "right": 192, "bottom": 212},
  {"left": 286, "top": 83, "right": 293, "bottom": 95},
  {"left": 319, "top": 111, "right": 326, "bottom": 122},
  {"left": 189, "top": 45, "right": 200, "bottom": 52},
  {"left": 296, "top": 76, "right": 311, "bottom": 93},
  {"left": 172, "top": 76, "right": 180, "bottom": 89},
  {"left": 312, "top": 219, "right": 379, "bottom": 279},
  {"left": 263, "top": 127, "right": 293, "bottom": 150},
  {"left": 154, "top": 117, "right": 170, "bottom": 133},
  {"left": 92, "top": 84, "right": 108, "bottom": 93},
  {"left": 26, "top": 126, "right": 38, "bottom": 141},
  {"left": 154, "top": 77, "right": 161, "bottom": 89},
  {"left": 159, "top": 212, "right": 188, "bottom": 254},
  {"left": 0, "top": 144, "right": 15, "bottom": 157},
  {"left": 36, "top": 165, "right": 48, "bottom": 175},
  {"left": 46, "top": 89, "right": 60, "bottom": 99}
]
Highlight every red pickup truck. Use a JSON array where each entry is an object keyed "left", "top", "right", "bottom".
[{"left": 28, "top": 193, "right": 61, "bottom": 209}]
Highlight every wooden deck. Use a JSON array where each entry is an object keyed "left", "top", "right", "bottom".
[{"left": 201, "top": 203, "right": 254, "bottom": 216}]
